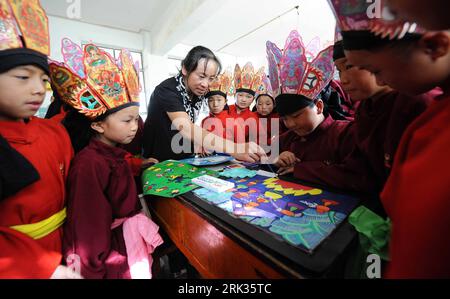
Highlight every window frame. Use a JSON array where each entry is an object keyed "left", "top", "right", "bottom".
[{"left": 81, "top": 41, "right": 148, "bottom": 115}]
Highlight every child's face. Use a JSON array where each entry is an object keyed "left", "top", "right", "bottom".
[
  {"left": 345, "top": 33, "right": 450, "bottom": 95},
  {"left": 0, "top": 65, "right": 49, "bottom": 121},
  {"left": 208, "top": 95, "right": 226, "bottom": 115},
  {"left": 256, "top": 96, "right": 274, "bottom": 116},
  {"left": 236, "top": 92, "right": 254, "bottom": 110},
  {"left": 93, "top": 105, "right": 140, "bottom": 146},
  {"left": 386, "top": 0, "right": 449, "bottom": 30},
  {"left": 282, "top": 101, "right": 323, "bottom": 137},
  {"left": 183, "top": 59, "right": 219, "bottom": 97},
  {"left": 335, "top": 57, "right": 389, "bottom": 102}
]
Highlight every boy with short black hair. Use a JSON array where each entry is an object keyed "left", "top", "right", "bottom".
[{"left": 269, "top": 30, "right": 373, "bottom": 193}]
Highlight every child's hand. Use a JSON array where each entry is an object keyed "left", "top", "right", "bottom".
[
  {"left": 277, "top": 166, "right": 294, "bottom": 176},
  {"left": 275, "top": 151, "right": 300, "bottom": 168},
  {"left": 142, "top": 158, "right": 159, "bottom": 169}
]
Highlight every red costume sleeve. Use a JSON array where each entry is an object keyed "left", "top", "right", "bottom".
[
  {"left": 381, "top": 97, "right": 450, "bottom": 278},
  {"left": 0, "top": 118, "right": 73, "bottom": 279}
]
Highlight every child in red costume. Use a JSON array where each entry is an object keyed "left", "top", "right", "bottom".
[{"left": 0, "top": 0, "right": 78, "bottom": 279}]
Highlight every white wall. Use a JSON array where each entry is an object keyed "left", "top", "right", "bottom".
[
  {"left": 42, "top": 15, "right": 267, "bottom": 120},
  {"left": 45, "top": 16, "right": 205, "bottom": 119},
  {"left": 45, "top": 15, "right": 151, "bottom": 117},
  {"left": 48, "top": 15, "right": 144, "bottom": 60}
]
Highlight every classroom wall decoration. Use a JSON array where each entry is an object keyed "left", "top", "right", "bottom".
[{"left": 193, "top": 174, "right": 359, "bottom": 253}]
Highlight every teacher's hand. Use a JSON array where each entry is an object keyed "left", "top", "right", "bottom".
[{"left": 231, "top": 142, "right": 266, "bottom": 163}]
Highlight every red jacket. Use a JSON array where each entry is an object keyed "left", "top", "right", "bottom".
[
  {"left": 228, "top": 105, "right": 258, "bottom": 143},
  {"left": 0, "top": 118, "right": 73, "bottom": 278},
  {"left": 201, "top": 110, "right": 233, "bottom": 140},
  {"left": 381, "top": 95, "right": 450, "bottom": 278}
]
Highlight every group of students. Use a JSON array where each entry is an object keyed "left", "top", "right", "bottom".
[
  {"left": 143, "top": 0, "right": 450, "bottom": 278},
  {"left": 200, "top": 64, "right": 283, "bottom": 147},
  {"left": 0, "top": 0, "right": 449, "bottom": 279},
  {"left": 0, "top": 1, "right": 162, "bottom": 279}
]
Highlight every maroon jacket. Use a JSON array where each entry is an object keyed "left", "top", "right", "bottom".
[
  {"left": 63, "top": 139, "right": 140, "bottom": 279},
  {"left": 330, "top": 80, "right": 355, "bottom": 118},
  {"left": 280, "top": 115, "right": 374, "bottom": 193},
  {"left": 352, "top": 90, "right": 433, "bottom": 192}
]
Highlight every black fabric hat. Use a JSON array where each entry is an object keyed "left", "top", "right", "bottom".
[
  {"left": 333, "top": 40, "right": 345, "bottom": 61},
  {"left": 236, "top": 88, "right": 256, "bottom": 97},
  {"left": 205, "top": 90, "right": 227, "bottom": 99},
  {"left": 342, "top": 31, "right": 422, "bottom": 51},
  {"left": 0, "top": 48, "right": 49, "bottom": 75},
  {"left": 276, "top": 94, "right": 314, "bottom": 117}
]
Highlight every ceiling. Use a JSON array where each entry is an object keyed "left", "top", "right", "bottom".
[
  {"left": 181, "top": 0, "right": 336, "bottom": 57},
  {"left": 40, "top": 0, "right": 174, "bottom": 32},
  {"left": 40, "top": 0, "right": 337, "bottom": 57}
]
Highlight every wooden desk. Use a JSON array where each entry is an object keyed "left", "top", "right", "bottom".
[{"left": 146, "top": 193, "right": 357, "bottom": 279}]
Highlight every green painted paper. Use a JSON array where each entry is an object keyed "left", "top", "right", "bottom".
[{"left": 142, "top": 160, "right": 218, "bottom": 198}]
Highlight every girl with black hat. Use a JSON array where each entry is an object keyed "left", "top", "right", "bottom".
[
  {"left": 228, "top": 62, "right": 261, "bottom": 143},
  {"left": 252, "top": 75, "right": 286, "bottom": 147},
  {"left": 201, "top": 70, "right": 233, "bottom": 140},
  {"left": 255, "top": 93, "right": 280, "bottom": 146},
  {"left": 50, "top": 42, "right": 162, "bottom": 279}
]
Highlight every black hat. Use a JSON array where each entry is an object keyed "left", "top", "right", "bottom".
[
  {"left": 328, "top": 0, "right": 424, "bottom": 51},
  {"left": 276, "top": 94, "right": 314, "bottom": 117},
  {"left": 0, "top": 48, "right": 49, "bottom": 75},
  {"left": 341, "top": 30, "right": 422, "bottom": 51},
  {"left": 205, "top": 90, "right": 227, "bottom": 99},
  {"left": 333, "top": 40, "right": 345, "bottom": 61},
  {"left": 236, "top": 88, "right": 256, "bottom": 97}
]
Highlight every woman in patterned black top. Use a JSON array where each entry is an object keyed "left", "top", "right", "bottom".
[{"left": 143, "top": 46, "right": 264, "bottom": 162}]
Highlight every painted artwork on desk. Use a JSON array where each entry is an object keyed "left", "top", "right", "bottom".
[
  {"left": 179, "top": 154, "right": 235, "bottom": 167},
  {"left": 193, "top": 173, "right": 359, "bottom": 253},
  {"left": 142, "top": 160, "right": 217, "bottom": 198}
]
